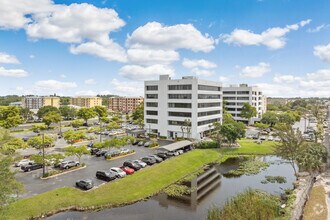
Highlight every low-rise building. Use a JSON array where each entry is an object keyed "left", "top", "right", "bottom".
[
  {"left": 71, "top": 96, "right": 102, "bottom": 108},
  {"left": 108, "top": 96, "right": 143, "bottom": 113},
  {"left": 223, "top": 84, "right": 266, "bottom": 124},
  {"left": 144, "top": 75, "right": 223, "bottom": 140},
  {"left": 9, "top": 101, "right": 23, "bottom": 107}
]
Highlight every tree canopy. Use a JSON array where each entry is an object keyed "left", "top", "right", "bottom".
[
  {"left": 59, "top": 106, "right": 77, "bottom": 120},
  {"left": 240, "top": 103, "right": 257, "bottom": 122},
  {"left": 42, "top": 111, "right": 62, "bottom": 128},
  {"left": 27, "top": 135, "right": 54, "bottom": 149},
  {"left": 77, "top": 108, "right": 96, "bottom": 124},
  {"left": 93, "top": 106, "right": 108, "bottom": 122},
  {"left": 64, "top": 145, "right": 90, "bottom": 164},
  {"left": 0, "top": 106, "right": 22, "bottom": 128},
  {"left": 37, "top": 106, "right": 59, "bottom": 119}
]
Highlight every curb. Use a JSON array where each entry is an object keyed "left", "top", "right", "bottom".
[
  {"left": 107, "top": 152, "right": 136, "bottom": 161},
  {"left": 40, "top": 165, "right": 86, "bottom": 180}
]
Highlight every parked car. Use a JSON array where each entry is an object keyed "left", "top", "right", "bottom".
[
  {"left": 105, "top": 149, "right": 121, "bottom": 158},
  {"left": 144, "top": 142, "right": 150, "bottom": 147},
  {"left": 76, "top": 179, "right": 94, "bottom": 190},
  {"left": 120, "top": 166, "right": 135, "bottom": 175},
  {"left": 148, "top": 155, "right": 163, "bottom": 163},
  {"left": 90, "top": 148, "right": 100, "bottom": 155},
  {"left": 132, "top": 140, "right": 139, "bottom": 145},
  {"left": 21, "top": 163, "right": 43, "bottom": 172},
  {"left": 60, "top": 160, "right": 79, "bottom": 169},
  {"left": 176, "top": 150, "right": 184, "bottom": 155},
  {"left": 96, "top": 170, "right": 117, "bottom": 182},
  {"left": 15, "top": 159, "right": 33, "bottom": 167},
  {"left": 138, "top": 141, "right": 144, "bottom": 146},
  {"left": 110, "top": 167, "right": 127, "bottom": 178},
  {"left": 123, "top": 161, "right": 141, "bottom": 171},
  {"left": 96, "top": 150, "right": 108, "bottom": 157},
  {"left": 53, "top": 159, "right": 64, "bottom": 168},
  {"left": 156, "top": 152, "right": 168, "bottom": 160},
  {"left": 120, "top": 148, "right": 130, "bottom": 154},
  {"left": 141, "top": 156, "right": 156, "bottom": 165},
  {"left": 87, "top": 142, "right": 94, "bottom": 148},
  {"left": 259, "top": 136, "right": 267, "bottom": 140},
  {"left": 274, "top": 137, "right": 281, "bottom": 142},
  {"left": 268, "top": 136, "right": 274, "bottom": 141},
  {"left": 22, "top": 137, "right": 29, "bottom": 142},
  {"left": 132, "top": 160, "right": 147, "bottom": 168},
  {"left": 166, "top": 151, "right": 176, "bottom": 157}
]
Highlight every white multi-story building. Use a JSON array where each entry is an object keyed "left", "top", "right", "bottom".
[
  {"left": 223, "top": 84, "right": 267, "bottom": 124},
  {"left": 144, "top": 75, "right": 223, "bottom": 140}
]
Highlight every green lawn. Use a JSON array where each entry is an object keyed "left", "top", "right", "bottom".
[
  {"left": 220, "top": 138, "right": 276, "bottom": 155},
  {"left": 3, "top": 149, "right": 221, "bottom": 220}
]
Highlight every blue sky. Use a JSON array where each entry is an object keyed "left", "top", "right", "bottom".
[{"left": 0, "top": 0, "right": 329, "bottom": 97}]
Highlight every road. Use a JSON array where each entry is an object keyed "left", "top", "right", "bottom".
[{"left": 15, "top": 140, "right": 172, "bottom": 198}]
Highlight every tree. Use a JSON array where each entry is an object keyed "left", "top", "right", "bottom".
[
  {"left": 37, "top": 106, "right": 59, "bottom": 119},
  {"left": 219, "top": 122, "right": 245, "bottom": 146},
  {"left": 254, "top": 122, "right": 270, "bottom": 129},
  {"left": 240, "top": 103, "right": 257, "bottom": 125},
  {"left": 106, "top": 121, "right": 121, "bottom": 130},
  {"left": 71, "top": 119, "right": 84, "bottom": 128},
  {"left": 27, "top": 135, "right": 54, "bottom": 149},
  {"left": 59, "top": 106, "right": 77, "bottom": 120},
  {"left": 211, "top": 122, "right": 223, "bottom": 147},
  {"left": 275, "top": 124, "right": 305, "bottom": 177},
  {"left": 134, "top": 118, "right": 144, "bottom": 129},
  {"left": 64, "top": 145, "right": 90, "bottom": 164},
  {"left": 1, "top": 138, "right": 28, "bottom": 155},
  {"left": 19, "top": 107, "right": 34, "bottom": 122},
  {"left": 32, "top": 124, "right": 48, "bottom": 133},
  {"left": 59, "top": 97, "right": 71, "bottom": 106},
  {"left": 103, "top": 137, "right": 125, "bottom": 150},
  {"left": 0, "top": 106, "right": 22, "bottom": 128},
  {"left": 0, "top": 156, "right": 24, "bottom": 210},
  {"left": 297, "top": 143, "right": 327, "bottom": 174},
  {"left": 62, "top": 130, "right": 86, "bottom": 145},
  {"left": 77, "top": 108, "right": 96, "bottom": 125},
  {"left": 132, "top": 102, "right": 144, "bottom": 121},
  {"left": 93, "top": 106, "right": 108, "bottom": 122},
  {"left": 30, "top": 153, "right": 65, "bottom": 173},
  {"left": 261, "top": 111, "right": 278, "bottom": 127},
  {"left": 42, "top": 111, "right": 62, "bottom": 128}
]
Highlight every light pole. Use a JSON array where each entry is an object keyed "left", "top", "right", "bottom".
[{"left": 42, "top": 133, "right": 45, "bottom": 176}]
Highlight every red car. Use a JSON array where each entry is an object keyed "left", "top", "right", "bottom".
[{"left": 120, "top": 166, "right": 135, "bottom": 175}]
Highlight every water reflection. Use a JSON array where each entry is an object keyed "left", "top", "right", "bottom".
[{"left": 48, "top": 156, "right": 295, "bottom": 220}]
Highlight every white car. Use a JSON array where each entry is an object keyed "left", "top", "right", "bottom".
[
  {"left": 15, "top": 159, "right": 33, "bottom": 167},
  {"left": 133, "top": 160, "right": 147, "bottom": 168},
  {"left": 268, "top": 136, "right": 274, "bottom": 141},
  {"left": 120, "top": 148, "right": 130, "bottom": 154},
  {"left": 176, "top": 150, "right": 184, "bottom": 155},
  {"left": 110, "top": 167, "right": 126, "bottom": 178}
]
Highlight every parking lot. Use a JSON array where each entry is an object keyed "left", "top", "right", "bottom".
[{"left": 15, "top": 140, "right": 172, "bottom": 198}]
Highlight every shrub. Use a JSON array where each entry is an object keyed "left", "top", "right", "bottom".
[
  {"left": 196, "top": 141, "right": 218, "bottom": 149},
  {"left": 159, "top": 136, "right": 167, "bottom": 140},
  {"left": 148, "top": 142, "right": 159, "bottom": 148}
]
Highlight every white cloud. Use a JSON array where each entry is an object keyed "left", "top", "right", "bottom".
[
  {"left": 314, "top": 43, "right": 330, "bottom": 62},
  {"left": 238, "top": 62, "right": 271, "bottom": 78},
  {"left": 182, "top": 58, "right": 217, "bottom": 69},
  {"left": 219, "top": 76, "right": 229, "bottom": 82},
  {"left": 191, "top": 68, "right": 214, "bottom": 77},
  {"left": 127, "top": 49, "right": 179, "bottom": 65},
  {"left": 306, "top": 69, "right": 330, "bottom": 81},
  {"left": 35, "top": 80, "right": 77, "bottom": 90},
  {"left": 127, "top": 22, "right": 215, "bottom": 52},
  {"left": 119, "top": 64, "right": 175, "bottom": 80},
  {"left": 0, "top": 52, "right": 20, "bottom": 64},
  {"left": 84, "top": 78, "right": 96, "bottom": 85},
  {"left": 273, "top": 74, "right": 301, "bottom": 83},
  {"left": 0, "top": 67, "right": 28, "bottom": 77},
  {"left": 307, "top": 24, "right": 330, "bottom": 33},
  {"left": 110, "top": 79, "right": 144, "bottom": 96},
  {"left": 75, "top": 90, "right": 97, "bottom": 96},
  {"left": 221, "top": 19, "right": 311, "bottom": 50}
]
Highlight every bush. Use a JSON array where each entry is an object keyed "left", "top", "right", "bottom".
[
  {"left": 147, "top": 133, "right": 157, "bottom": 138},
  {"left": 71, "top": 119, "right": 84, "bottom": 128},
  {"left": 148, "top": 142, "right": 159, "bottom": 148},
  {"left": 159, "top": 136, "right": 167, "bottom": 140},
  {"left": 196, "top": 141, "right": 218, "bottom": 149}
]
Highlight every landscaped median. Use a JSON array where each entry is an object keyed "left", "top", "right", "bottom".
[{"left": 3, "top": 149, "right": 221, "bottom": 220}]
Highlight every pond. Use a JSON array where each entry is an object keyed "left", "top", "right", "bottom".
[{"left": 47, "top": 156, "right": 295, "bottom": 220}]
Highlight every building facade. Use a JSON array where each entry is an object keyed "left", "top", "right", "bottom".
[
  {"left": 108, "top": 96, "right": 143, "bottom": 112},
  {"left": 22, "top": 96, "right": 60, "bottom": 109},
  {"left": 144, "top": 75, "right": 223, "bottom": 140},
  {"left": 223, "top": 84, "right": 266, "bottom": 123},
  {"left": 71, "top": 96, "right": 102, "bottom": 108}
]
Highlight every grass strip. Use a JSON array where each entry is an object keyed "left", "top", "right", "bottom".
[
  {"left": 220, "top": 138, "right": 276, "bottom": 155},
  {"left": 303, "top": 185, "right": 328, "bottom": 220}
]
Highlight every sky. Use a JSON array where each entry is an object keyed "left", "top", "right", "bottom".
[{"left": 0, "top": 0, "right": 329, "bottom": 98}]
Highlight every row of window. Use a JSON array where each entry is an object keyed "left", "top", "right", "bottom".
[
  {"left": 146, "top": 85, "right": 158, "bottom": 91},
  {"left": 198, "top": 118, "right": 221, "bottom": 126},
  {"left": 198, "top": 94, "right": 221, "bottom": 99},
  {"left": 168, "top": 94, "right": 192, "bottom": 99},
  {"left": 168, "top": 103, "right": 192, "bottom": 108},
  {"left": 146, "top": 102, "right": 158, "bottom": 107},
  {"left": 168, "top": 84, "right": 192, "bottom": 90},
  {"left": 146, "top": 118, "right": 158, "bottom": 124},
  {"left": 168, "top": 111, "right": 192, "bottom": 117},
  {"left": 223, "top": 91, "right": 250, "bottom": 94},
  {"left": 146, "top": 102, "right": 222, "bottom": 109},
  {"left": 146, "top": 110, "right": 158, "bottom": 116},
  {"left": 198, "top": 110, "right": 221, "bottom": 117},
  {"left": 198, "top": 85, "right": 221, "bottom": 91},
  {"left": 198, "top": 102, "right": 221, "bottom": 108}
]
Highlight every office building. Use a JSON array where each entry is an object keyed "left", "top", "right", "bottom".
[
  {"left": 108, "top": 96, "right": 143, "bottom": 112},
  {"left": 71, "top": 96, "right": 102, "bottom": 108},
  {"left": 223, "top": 84, "right": 266, "bottom": 124},
  {"left": 144, "top": 75, "right": 222, "bottom": 140}
]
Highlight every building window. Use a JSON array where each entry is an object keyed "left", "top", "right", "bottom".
[
  {"left": 223, "top": 97, "right": 236, "bottom": 100},
  {"left": 168, "top": 103, "right": 192, "bottom": 108},
  {"left": 146, "top": 119, "right": 158, "bottom": 124},
  {"left": 168, "top": 120, "right": 186, "bottom": 126},
  {"left": 198, "top": 118, "right": 220, "bottom": 126},
  {"left": 146, "top": 110, "right": 158, "bottom": 116},
  {"left": 223, "top": 91, "right": 236, "bottom": 94},
  {"left": 146, "top": 94, "right": 158, "bottom": 99},
  {"left": 198, "top": 110, "right": 221, "bottom": 117},
  {"left": 146, "top": 102, "right": 158, "bottom": 107},
  {"left": 226, "top": 108, "right": 236, "bottom": 111},
  {"left": 237, "top": 97, "right": 249, "bottom": 100},
  {"left": 198, "top": 102, "right": 221, "bottom": 108},
  {"left": 146, "top": 85, "right": 158, "bottom": 91},
  {"left": 168, "top": 94, "right": 192, "bottom": 99},
  {"left": 168, "top": 112, "right": 192, "bottom": 117},
  {"left": 198, "top": 94, "right": 221, "bottom": 99},
  {"left": 198, "top": 85, "right": 221, "bottom": 91},
  {"left": 237, "top": 91, "right": 249, "bottom": 95},
  {"left": 168, "top": 84, "right": 192, "bottom": 90}
]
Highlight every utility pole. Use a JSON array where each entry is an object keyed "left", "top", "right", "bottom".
[
  {"left": 99, "top": 122, "right": 102, "bottom": 142},
  {"left": 42, "top": 133, "right": 45, "bottom": 176}
]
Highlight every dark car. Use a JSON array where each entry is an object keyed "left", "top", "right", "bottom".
[
  {"left": 156, "top": 152, "right": 168, "bottom": 160},
  {"left": 90, "top": 148, "right": 100, "bottom": 155},
  {"left": 123, "top": 160, "right": 141, "bottom": 171},
  {"left": 132, "top": 140, "right": 139, "bottom": 145},
  {"left": 76, "top": 179, "right": 94, "bottom": 190},
  {"left": 96, "top": 170, "right": 117, "bottom": 182},
  {"left": 95, "top": 150, "right": 108, "bottom": 157},
  {"left": 105, "top": 149, "right": 121, "bottom": 158},
  {"left": 87, "top": 142, "right": 94, "bottom": 148},
  {"left": 22, "top": 137, "right": 29, "bottom": 142},
  {"left": 148, "top": 155, "right": 163, "bottom": 163},
  {"left": 21, "top": 163, "right": 43, "bottom": 172},
  {"left": 141, "top": 157, "right": 156, "bottom": 165}
]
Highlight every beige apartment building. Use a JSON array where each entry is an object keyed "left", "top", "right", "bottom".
[
  {"left": 71, "top": 96, "right": 102, "bottom": 108},
  {"left": 108, "top": 96, "right": 143, "bottom": 113},
  {"left": 22, "top": 96, "right": 60, "bottom": 109}
]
